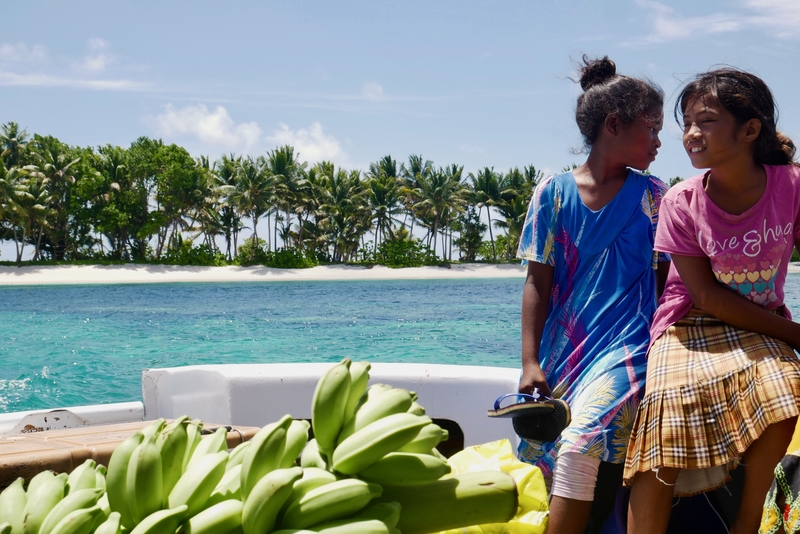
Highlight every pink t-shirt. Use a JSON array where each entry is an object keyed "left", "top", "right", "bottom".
[{"left": 650, "top": 164, "right": 800, "bottom": 344}]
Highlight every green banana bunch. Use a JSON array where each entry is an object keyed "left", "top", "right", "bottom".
[
  {"left": 177, "top": 499, "right": 243, "bottom": 534},
  {"left": 0, "top": 523, "right": 10, "bottom": 534},
  {"left": 406, "top": 402, "right": 426, "bottom": 416},
  {"left": 38, "top": 488, "right": 104, "bottom": 534},
  {"left": 299, "top": 439, "right": 327, "bottom": 470},
  {"left": 66, "top": 460, "right": 97, "bottom": 494},
  {"left": 280, "top": 419, "right": 311, "bottom": 469},
  {"left": 397, "top": 423, "right": 448, "bottom": 454},
  {"left": 280, "top": 478, "right": 382, "bottom": 530},
  {"left": 26, "top": 470, "right": 55, "bottom": 500},
  {"left": 182, "top": 419, "right": 204, "bottom": 473},
  {"left": 128, "top": 505, "right": 188, "bottom": 534},
  {"left": 332, "top": 413, "right": 431, "bottom": 475},
  {"left": 240, "top": 414, "right": 292, "bottom": 500},
  {"left": 313, "top": 518, "right": 394, "bottom": 534},
  {"left": 377, "top": 471, "right": 519, "bottom": 534},
  {"left": 241, "top": 466, "right": 303, "bottom": 534},
  {"left": 337, "top": 387, "right": 415, "bottom": 444},
  {"left": 311, "top": 359, "right": 352, "bottom": 456},
  {"left": 105, "top": 431, "right": 143, "bottom": 529},
  {"left": 343, "top": 361, "right": 372, "bottom": 423},
  {"left": 0, "top": 477, "right": 26, "bottom": 533},
  {"left": 203, "top": 463, "right": 242, "bottom": 509},
  {"left": 126, "top": 434, "right": 163, "bottom": 524},
  {"left": 226, "top": 440, "right": 251, "bottom": 471},
  {"left": 93, "top": 512, "right": 122, "bottom": 534},
  {"left": 278, "top": 467, "right": 337, "bottom": 521},
  {"left": 47, "top": 504, "right": 105, "bottom": 534},
  {"left": 356, "top": 452, "right": 450, "bottom": 485},
  {"left": 185, "top": 426, "right": 228, "bottom": 473},
  {"left": 22, "top": 472, "right": 68, "bottom": 534},
  {"left": 158, "top": 416, "right": 190, "bottom": 499},
  {"left": 349, "top": 502, "right": 402, "bottom": 528},
  {"left": 139, "top": 419, "right": 166, "bottom": 439},
  {"left": 168, "top": 450, "right": 228, "bottom": 517}
]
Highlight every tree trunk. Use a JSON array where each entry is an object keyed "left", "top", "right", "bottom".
[{"left": 486, "top": 207, "right": 496, "bottom": 261}]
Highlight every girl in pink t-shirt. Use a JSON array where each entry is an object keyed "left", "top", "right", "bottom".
[{"left": 624, "top": 68, "right": 800, "bottom": 534}]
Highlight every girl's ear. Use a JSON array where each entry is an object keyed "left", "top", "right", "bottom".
[
  {"left": 604, "top": 114, "right": 621, "bottom": 137},
  {"left": 741, "top": 118, "right": 762, "bottom": 143}
]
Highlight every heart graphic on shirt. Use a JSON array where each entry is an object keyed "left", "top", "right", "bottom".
[
  {"left": 733, "top": 254, "right": 741, "bottom": 260},
  {"left": 733, "top": 273, "right": 746, "bottom": 284},
  {"left": 769, "top": 292, "right": 779, "bottom": 302},
  {"left": 761, "top": 260, "right": 772, "bottom": 270},
  {"left": 772, "top": 267, "right": 779, "bottom": 277},
  {"left": 753, "top": 294, "right": 768, "bottom": 305},
  {"left": 747, "top": 272, "right": 760, "bottom": 283},
  {"left": 733, "top": 264, "right": 744, "bottom": 273},
  {"left": 720, "top": 272, "right": 733, "bottom": 284},
  {"left": 738, "top": 283, "right": 753, "bottom": 295},
  {"left": 761, "top": 269, "right": 773, "bottom": 281},
  {"left": 748, "top": 263, "right": 757, "bottom": 272},
  {"left": 755, "top": 281, "right": 768, "bottom": 293}
]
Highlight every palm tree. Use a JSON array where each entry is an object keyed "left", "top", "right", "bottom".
[
  {"left": 266, "top": 145, "right": 306, "bottom": 251},
  {"left": 317, "top": 167, "right": 370, "bottom": 262},
  {"left": 399, "top": 154, "right": 433, "bottom": 235},
  {"left": 0, "top": 122, "right": 30, "bottom": 169},
  {"left": 8, "top": 170, "right": 56, "bottom": 261},
  {"left": 366, "top": 156, "right": 404, "bottom": 251},
  {"left": 214, "top": 154, "right": 244, "bottom": 260},
  {"left": 230, "top": 156, "right": 273, "bottom": 245},
  {"left": 468, "top": 167, "right": 501, "bottom": 260},
  {"left": 410, "top": 164, "right": 467, "bottom": 256}
]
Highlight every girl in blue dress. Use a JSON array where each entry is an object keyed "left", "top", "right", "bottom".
[{"left": 516, "top": 56, "right": 670, "bottom": 534}]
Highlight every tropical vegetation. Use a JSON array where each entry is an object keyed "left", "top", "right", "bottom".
[{"left": 0, "top": 122, "right": 552, "bottom": 268}]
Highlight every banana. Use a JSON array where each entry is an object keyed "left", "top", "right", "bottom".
[
  {"left": 177, "top": 499, "right": 243, "bottom": 534},
  {"left": 168, "top": 450, "right": 228, "bottom": 517},
  {"left": 311, "top": 359, "right": 352, "bottom": 456},
  {"left": 26, "top": 470, "right": 55, "bottom": 499},
  {"left": 280, "top": 478, "right": 382, "bottom": 530},
  {"left": 279, "top": 468, "right": 337, "bottom": 520},
  {"left": 377, "top": 471, "right": 519, "bottom": 534},
  {"left": 22, "top": 472, "right": 68, "bottom": 534},
  {"left": 105, "top": 430, "right": 143, "bottom": 529},
  {"left": 0, "top": 523, "right": 10, "bottom": 534},
  {"left": 93, "top": 511, "right": 122, "bottom": 534},
  {"left": 331, "top": 413, "right": 431, "bottom": 475},
  {"left": 158, "top": 415, "right": 190, "bottom": 499},
  {"left": 280, "top": 419, "right": 311, "bottom": 469},
  {"left": 0, "top": 478, "right": 26, "bottom": 533},
  {"left": 240, "top": 414, "right": 292, "bottom": 500},
  {"left": 126, "top": 433, "right": 163, "bottom": 524},
  {"left": 356, "top": 451, "right": 450, "bottom": 485},
  {"left": 396, "top": 423, "right": 448, "bottom": 454},
  {"left": 406, "top": 402, "right": 426, "bottom": 416},
  {"left": 349, "top": 502, "right": 402, "bottom": 528},
  {"left": 182, "top": 419, "right": 204, "bottom": 473},
  {"left": 226, "top": 440, "right": 251, "bottom": 471},
  {"left": 313, "top": 519, "right": 392, "bottom": 534},
  {"left": 48, "top": 504, "right": 105, "bottom": 534},
  {"left": 203, "top": 463, "right": 242, "bottom": 510},
  {"left": 241, "top": 466, "right": 303, "bottom": 534},
  {"left": 66, "top": 459, "right": 97, "bottom": 494},
  {"left": 300, "top": 439, "right": 328, "bottom": 470},
  {"left": 38, "top": 488, "right": 104, "bottom": 534},
  {"left": 185, "top": 426, "right": 228, "bottom": 473},
  {"left": 337, "top": 388, "right": 415, "bottom": 444},
  {"left": 93, "top": 470, "right": 106, "bottom": 493},
  {"left": 128, "top": 505, "right": 188, "bottom": 534},
  {"left": 343, "top": 361, "right": 372, "bottom": 423},
  {"left": 139, "top": 418, "right": 166, "bottom": 439}
]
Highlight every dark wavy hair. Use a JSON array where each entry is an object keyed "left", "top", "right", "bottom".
[
  {"left": 676, "top": 67, "right": 796, "bottom": 165},
  {"left": 575, "top": 55, "right": 664, "bottom": 148}
]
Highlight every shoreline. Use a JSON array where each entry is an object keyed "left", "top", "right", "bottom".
[{"left": 0, "top": 263, "right": 528, "bottom": 286}]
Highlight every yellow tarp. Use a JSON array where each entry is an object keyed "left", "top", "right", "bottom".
[{"left": 439, "top": 439, "right": 549, "bottom": 534}]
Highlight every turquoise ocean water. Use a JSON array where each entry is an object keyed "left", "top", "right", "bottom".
[{"left": 3, "top": 275, "right": 800, "bottom": 413}]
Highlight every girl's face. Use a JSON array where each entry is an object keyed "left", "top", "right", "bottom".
[
  {"left": 682, "top": 95, "right": 753, "bottom": 169},
  {"left": 617, "top": 104, "right": 663, "bottom": 171}
]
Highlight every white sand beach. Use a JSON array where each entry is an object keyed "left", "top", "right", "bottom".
[{"left": 0, "top": 263, "right": 528, "bottom": 286}]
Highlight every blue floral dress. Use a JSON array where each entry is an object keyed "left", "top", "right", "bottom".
[{"left": 516, "top": 170, "right": 669, "bottom": 476}]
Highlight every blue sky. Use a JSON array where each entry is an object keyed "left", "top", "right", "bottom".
[{"left": 2, "top": 0, "right": 799, "bottom": 184}]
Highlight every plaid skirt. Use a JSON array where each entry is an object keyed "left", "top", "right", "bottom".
[{"left": 623, "top": 308, "right": 800, "bottom": 496}]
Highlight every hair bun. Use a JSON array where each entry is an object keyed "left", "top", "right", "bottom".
[{"left": 580, "top": 55, "right": 617, "bottom": 91}]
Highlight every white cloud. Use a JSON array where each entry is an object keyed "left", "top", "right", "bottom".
[
  {"left": 267, "top": 122, "right": 352, "bottom": 167},
  {"left": 634, "top": 0, "right": 800, "bottom": 43},
  {"left": 459, "top": 144, "right": 486, "bottom": 155},
  {"left": 0, "top": 42, "right": 48, "bottom": 64},
  {"left": 154, "top": 104, "right": 262, "bottom": 153},
  {"left": 0, "top": 71, "right": 146, "bottom": 90},
  {"left": 75, "top": 38, "right": 113, "bottom": 72},
  {"left": 362, "top": 82, "right": 384, "bottom": 100}
]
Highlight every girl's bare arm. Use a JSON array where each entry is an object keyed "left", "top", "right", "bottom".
[{"left": 520, "top": 261, "right": 554, "bottom": 396}]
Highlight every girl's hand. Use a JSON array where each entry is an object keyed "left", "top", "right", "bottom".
[{"left": 519, "top": 362, "right": 552, "bottom": 398}]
